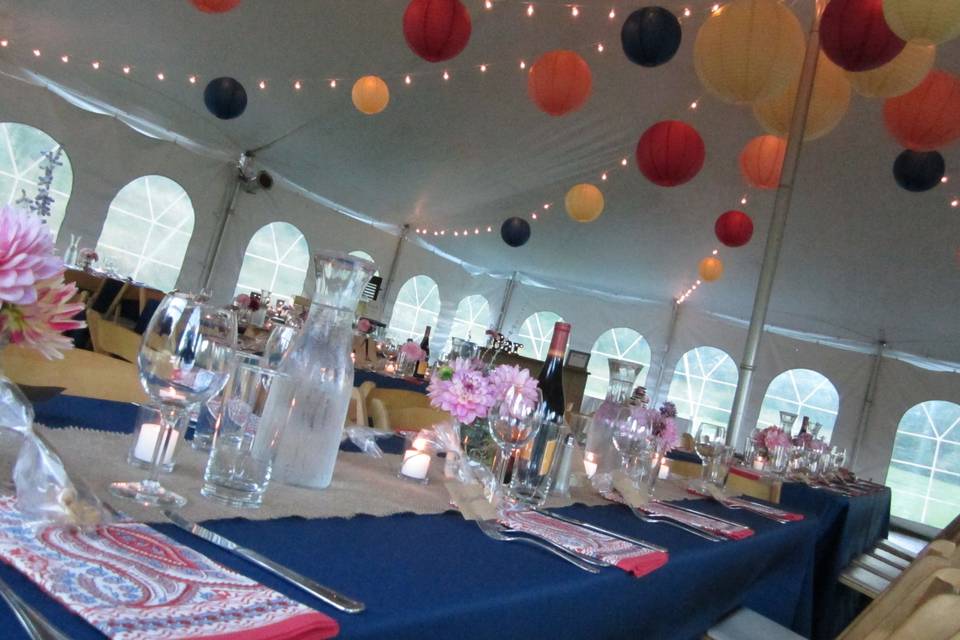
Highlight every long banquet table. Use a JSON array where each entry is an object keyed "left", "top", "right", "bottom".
[{"left": 0, "top": 394, "right": 891, "bottom": 639}]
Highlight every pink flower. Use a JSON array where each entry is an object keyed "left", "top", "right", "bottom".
[
  {"left": 357, "top": 318, "right": 372, "bottom": 333},
  {"left": 489, "top": 364, "right": 540, "bottom": 415},
  {"left": 757, "top": 426, "right": 792, "bottom": 450},
  {"left": 0, "top": 205, "right": 62, "bottom": 305},
  {"left": 400, "top": 341, "right": 425, "bottom": 361},
  {"left": 629, "top": 406, "right": 679, "bottom": 451},
  {"left": 0, "top": 276, "right": 85, "bottom": 359},
  {"left": 428, "top": 358, "right": 496, "bottom": 425},
  {"left": 234, "top": 293, "right": 250, "bottom": 308}
]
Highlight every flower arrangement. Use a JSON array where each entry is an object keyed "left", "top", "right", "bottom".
[
  {"left": 754, "top": 426, "right": 792, "bottom": 452},
  {"left": 0, "top": 206, "right": 84, "bottom": 359},
  {"left": 77, "top": 247, "right": 98, "bottom": 269},
  {"left": 629, "top": 404, "right": 680, "bottom": 452},
  {"left": 793, "top": 431, "right": 828, "bottom": 452},
  {"left": 428, "top": 359, "right": 539, "bottom": 425}
]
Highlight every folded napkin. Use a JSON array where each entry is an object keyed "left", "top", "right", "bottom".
[
  {"left": 0, "top": 497, "right": 338, "bottom": 640},
  {"left": 729, "top": 466, "right": 763, "bottom": 481},
  {"left": 638, "top": 501, "right": 754, "bottom": 540},
  {"left": 500, "top": 510, "right": 669, "bottom": 578},
  {"left": 687, "top": 488, "right": 804, "bottom": 522}
]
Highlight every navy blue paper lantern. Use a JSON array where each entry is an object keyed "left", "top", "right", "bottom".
[
  {"left": 204, "top": 77, "right": 247, "bottom": 119},
  {"left": 893, "top": 149, "right": 945, "bottom": 192},
  {"left": 500, "top": 217, "right": 531, "bottom": 247},
  {"left": 621, "top": 7, "right": 682, "bottom": 67}
]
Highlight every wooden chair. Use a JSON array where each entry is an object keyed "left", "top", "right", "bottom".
[
  {"left": 887, "top": 590, "right": 960, "bottom": 640},
  {"left": 367, "top": 399, "right": 447, "bottom": 431},
  {"left": 364, "top": 388, "right": 432, "bottom": 419},
  {"left": 369, "top": 398, "right": 391, "bottom": 431},
  {"left": 345, "top": 388, "right": 367, "bottom": 426},
  {"left": 87, "top": 310, "right": 141, "bottom": 363}
]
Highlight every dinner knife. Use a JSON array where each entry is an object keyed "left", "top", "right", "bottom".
[{"left": 162, "top": 510, "right": 365, "bottom": 614}]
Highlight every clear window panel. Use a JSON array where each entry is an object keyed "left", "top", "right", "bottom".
[
  {"left": 0, "top": 122, "right": 73, "bottom": 236},
  {"left": 666, "top": 346, "right": 739, "bottom": 436},
  {"left": 96, "top": 175, "right": 194, "bottom": 291},
  {"left": 386, "top": 275, "right": 441, "bottom": 343},
  {"left": 234, "top": 222, "right": 310, "bottom": 302},
  {"left": 887, "top": 401, "right": 960, "bottom": 528},
  {"left": 584, "top": 328, "right": 652, "bottom": 403},
  {"left": 756, "top": 368, "right": 840, "bottom": 440},
  {"left": 445, "top": 295, "right": 491, "bottom": 352},
  {"left": 348, "top": 250, "right": 380, "bottom": 276},
  {"left": 515, "top": 311, "right": 563, "bottom": 361}
]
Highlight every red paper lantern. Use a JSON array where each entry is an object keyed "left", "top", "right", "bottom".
[
  {"left": 190, "top": 0, "right": 240, "bottom": 12},
  {"left": 528, "top": 50, "right": 593, "bottom": 116},
  {"left": 820, "top": 0, "right": 905, "bottom": 72},
  {"left": 739, "top": 135, "right": 786, "bottom": 189},
  {"left": 635, "top": 121, "right": 705, "bottom": 187},
  {"left": 883, "top": 70, "right": 960, "bottom": 151},
  {"left": 715, "top": 210, "right": 754, "bottom": 247},
  {"left": 403, "top": 0, "right": 472, "bottom": 63}
]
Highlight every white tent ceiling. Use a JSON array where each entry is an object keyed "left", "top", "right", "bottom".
[{"left": 2, "top": 0, "right": 959, "bottom": 361}]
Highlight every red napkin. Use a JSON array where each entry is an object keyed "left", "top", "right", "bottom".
[
  {"left": 687, "top": 489, "right": 804, "bottom": 521},
  {"left": 639, "top": 500, "right": 755, "bottom": 540},
  {"left": 0, "top": 497, "right": 338, "bottom": 640},
  {"left": 729, "top": 466, "right": 763, "bottom": 481},
  {"left": 500, "top": 510, "right": 668, "bottom": 577}
]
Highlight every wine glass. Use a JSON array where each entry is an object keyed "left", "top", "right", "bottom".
[
  {"left": 611, "top": 410, "right": 657, "bottom": 489},
  {"left": 693, "top": 427, "right": 725, "bottom": 491},
  {"left": 109, "top": 293, "right": 236, "bottom": 508},
  {"left": 488, "top": 386, "right": 543, "bottom": 487}
]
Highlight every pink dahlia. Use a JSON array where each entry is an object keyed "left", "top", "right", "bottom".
[
  {"left": 0, "top": 205, "right": 62, "bottom": 305},
  {"left": 489, "top": 364, "right": 540, "bottom": 416},
  {"left": 757, "top": 426, "right": 792, "bottom": 450},
  {"left": 428, "top": 358, "right": 496, "bottom": 425},
  {"left": 0, "top": 276, "right": 85, "bottom": 359},
  {"left": 400, "top": 341, "right": 425, "bottom": 361}
]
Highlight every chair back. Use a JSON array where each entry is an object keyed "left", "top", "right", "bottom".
[
  {"left": 365, "top": 388, "right": 432, "bottom": 416},
  {"left": 358, "top": 380, "right": 376, "bottom": 402},
  {"left": 388, "top": 407, "right": 450, "bottom": 431},
  {"left": 887, "top": 575, "right": 960, "bottom": 640},
  {"left": 369, "top": 398, "right": 391, "bottom": 431},
  {"left": 346, "top": 388, "right": 367, "bottom": 426},
  {"left": 89, "top": 278, "right": 127, "bottom": 317},
  {"left": 88, "top": 310, "right": 141, "bottom": 363}
]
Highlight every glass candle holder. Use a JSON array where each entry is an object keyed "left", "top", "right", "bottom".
[
  {"left": 127, "top": 403, "right": 188, "bottom": 473},
  {"left": 398, "top": 435, "right": 432, "bottom": 484}
]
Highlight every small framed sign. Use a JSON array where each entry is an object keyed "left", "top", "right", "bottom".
[{"left": 566, "top": 349, "right": 591, "bottom": 370}]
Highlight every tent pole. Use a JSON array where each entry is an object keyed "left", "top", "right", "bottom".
[
  {"left": 650, "top": 299, "right": 681, "bottom": 406},
  {"left": 726, "top": 0, "right": 825, "bottom": 447},
  {"left": 850, "top": 338, "right": 886, "bottom": 471},
  {"left": 380, "top": 224, "right": 409, "bottom": 307},
  {"left": 200, "top": 177, "right": 241, "bottom": 293},
  {"left": 494, "top": 271, "right": 519, "bottom": 333}
]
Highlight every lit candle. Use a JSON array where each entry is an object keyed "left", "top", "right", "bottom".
[
  {"left": 385, "top": 363, "right": 397, "bottom": 375},
  {"left": 658, "top": 459, "right": 670, "bottom": 480},
  {"left": 133, "top": 423, "right": 179, "bottom": 464},
  {"left": 158, "top": 387, "right": 186, "bottom": 402},
  {"left": 753, "top": 457, "right": 766, "bottom": 471},
  {"left": 583, "top": 451, "right": 598, "bottom": 478},
  {"left": 400, "top": 449, "right": 431, "bottom": 480}
]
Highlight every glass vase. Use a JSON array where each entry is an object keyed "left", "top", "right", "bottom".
[
  {"left": 261, "top": 252, "right": 375, "bottom": 489},
  {"left": 584, "top": 359, "right": 644, "bottom": 485}
]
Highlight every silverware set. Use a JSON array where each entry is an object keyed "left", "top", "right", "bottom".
[
  {"left": 628, "top": 505, "right": 725, "bottom": 542},
  {"left": 475, "top": 518, "right": 603, "bottom": 573}
]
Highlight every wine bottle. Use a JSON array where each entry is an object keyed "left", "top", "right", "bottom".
[
  {"left": 799, "top": 416, "right": 809, "bottom": 435},
  {"left": 414, "top": 325, "right": 431, "bottom": 378},
  {"left": 537, "top": 322, "right": 569, "bottom": 421}
]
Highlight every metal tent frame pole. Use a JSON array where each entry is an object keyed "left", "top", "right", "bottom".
[
  {"left": 851, "top": 338, "right": 886, "bottom": 471},
  {"left": 650, "top": 300, "right": 681, "bottom": 406},
  {"left": 200, "top": 178, "right": 241, "bottom": 293},
  {"left": 494, "top": 271, "right": 519, "bottom": 333},
  {"left": 726, "top": 0, "right": 826, "bottom": 446},
  {"left": 379, "top": 224, "right": 410, "bottom": 308}
]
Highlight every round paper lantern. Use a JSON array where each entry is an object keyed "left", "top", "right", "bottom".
[
  {"left": 715, "top": 211, "right": 754, "bottom": 247},
  {"left": 621, "top": 7, "right": 682, "bottom": 67},
  {"left": 893, "top": 149, "right": 945, "bottom": 191},
  {"left": 753, "top": 53, "right": 851, "bottom": 141},
  {"left": 352, "top": 76, "right": 390, "bottom": 115},
  {"left": 693, "top": 0, "right": 805, "bottom": 104},
  {"left": 190, "top": 0, "right": 240, "bottom": 12},
  {"left": 883, "top": 0, "right": 960, "bottom": 45},
  {"left": 636, "top": 120, "right": 705, "bottom": 187},
  {"left": 565, "top": 183, "right": 604, "bottom": 223},
  {"left": 739, "top": 135, "right": 787, "bottom": 189},
  {"left": 403, "top": 0, "right": 472, "bottom": 62},
  {"left": 203, "top": 77, "right": 247, "bottom": 120},
  {"left": 883, "top": 70, "right": 960, "bottom": 150},
  {"left": 699, "top": 256, "right": 724, "bottom": 282},
  {"left": 528, "top": 50, "right": 592, "bottom": 116},
  {"left": 821, "top": 0, "right": 906, "bottom": 72},
  {"left": 847, "top": 42, "right": 935, "bottom": 97},
  {"left": 501, "top": 217, "right": 531, "bottom": 247}
]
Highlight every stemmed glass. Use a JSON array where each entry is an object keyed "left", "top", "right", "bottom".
[
  {"left": 611, "top": 410, "right": 658, "bottom": 492},
  {"left": 488, "top": 386, "right": 543, "bottom": 488},
  {"left": 693, "top": 427, "right": 726, "bottom": 491},
  {"left": 109, "top": 293, "right": 236, "bottom": 508}
]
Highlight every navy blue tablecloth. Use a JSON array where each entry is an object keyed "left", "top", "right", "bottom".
[
  {"left": 779, "top": 482, "right": 892, "bottom": 639},
  {"left": 354, "top": 369, "right": 427, "bottom": 393},
  {"left": 12, "top": 395, "right": 826, "bottom": 639}
]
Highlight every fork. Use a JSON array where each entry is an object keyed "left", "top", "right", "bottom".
[
  {"left": 627, "top": 507, "right": 724, "bottom": 542},
  {"left": 0, "top": 573, "right": 70, "bottom": 640},
  {"left": 475, "top": 520, "right": 601, "bottom": 573}
]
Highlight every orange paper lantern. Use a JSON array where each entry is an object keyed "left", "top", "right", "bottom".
[
  {"left": 528, "top": 50, "right": 592, "bottom": 116},
  {"left": 883, "top": 69, "right": 960, "bottom": 150},
  {"left": 699, "top": 256, "right": 724, "bottom": 281},
  {"left": 739, "top": 135, "right": 787, "bottom": 189}
]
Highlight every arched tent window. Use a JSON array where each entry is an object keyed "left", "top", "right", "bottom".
[
  {"left": 0, "top": 122, "right": 73, "bottom": 236},
  {"left": 757, "top": 369, "right": 840, "bottom": 439},
  {"left": 96, "top": 175, "right": 194, "bottom": 291},
  {"left": 667, "top": 346, "right": 739, "bottom": 438},
  {"left": 387, "top": 275, "right": 440, "bottom": 343},
  {"left": 886, "top": 401, "right": 960, "bottom": 529},
  {"left": 446, "top": 295, "right": 492, "bottom": 351},
  {"left": 584, "top": 328, "right": 652, "bottom": 404},
  {"left": 235, "top": 222, "right": 310, "bottom": 302},
  {"left": 516, "top": 311, "right": 563, "bottom": 361},
  {"left": 348, "top": 250, "right": 380, "bottom": 276}
]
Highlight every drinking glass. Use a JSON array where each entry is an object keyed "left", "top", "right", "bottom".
[
  {"left": 779, "top": 411, "right": 798, "bottom": 435},
  {"left": 769, "top": 444, "right": 791, "bottom": 477},
  {"left": 109, "top": 293, "right": 235, "bottom": 508},
  {"left": 487, "top": 386, "right": 543, "bottom": 487},
  {"left": 611, "top": 412, "right": 659, "bottom": 495},
  {"left": 261, "top": 322, "right": 300, "bottom": 370},
  {"left": 194, "top": 351, "right": 259, "bottom": 451},
  {"left": 710, "top": 445, "right": 735, "bottom": 486},
  {"left": 693, "top": 428, "right": 725, "bottom": 491},
  {"left": 201, "top": 361, "right": 288, "bottom": 507}
]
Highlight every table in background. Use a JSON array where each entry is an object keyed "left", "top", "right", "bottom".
[
  {"left": 354, "top": 368, "right": 427, "bottom": 393},
  {"left": 779, "top": 481, "right": 892, "bottom": 640},
  {"left": 2, "top": 395, "right": 827, "bottom": 640}
]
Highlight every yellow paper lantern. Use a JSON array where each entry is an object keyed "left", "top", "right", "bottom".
[
  {"left": 693, "top": 0, "right": 805, "bottom": 104},
  {"left": 352, "top": 76, "right": 390, "bottom": 115},
  {"left": 883, "top": 0, "right": 960, "bottom": 45},
  {"left": 753, "top": 53, "right": 851, "bottom": 141},
  {"left": 847, "top": 42, "right": 935, "bottom": 97},
  {"left": 699, "top": 256, "right": 724, "bottom": 282},
  {"left": 565, "top": 183, "right": 605, "bottom": 223}
]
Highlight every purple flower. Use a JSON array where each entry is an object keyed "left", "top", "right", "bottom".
[
  {"left": 659, "top": 402, "right": 678, "bottom": 419},
  {"left": 427, "top": 358, "right": 496, "bottom": 425},
  {"left": 628, "top": 406, "right": 680, "bottom": 451},
  {"left": 0, "top": 205, "right": 62, "bottom": 305},
  {"left": 757, "top": 426, "right": 792, "bottom": 450},
  {"left": 489, "top": 364, "right": 540, "bottom": 414}
]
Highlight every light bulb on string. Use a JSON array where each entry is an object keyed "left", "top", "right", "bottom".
[
  {"left": 443, "top": 70, "right": 450, "bottom": 81},
  {"left": 601, "top": 172, "right": 608, "bottom": 181},
  {"left": 258, "top": 80, "right": 266, "bottom": 89},
  {"left": 712, "top": 249, "right": 719, "bottom": 255},
  {"left": 942, "top": 176, "right": 949, "bottom": 184},
  {"left": 329, "top": 79, "right": 336, "bottom": 88},
  {"left": 188, "top": 75, "right": 197, "bottom": 84},
  {"left": 740, "top": 196, "right": 748, "bottom": 205},
  {"left": 711, "top": 3, "right": 721, "bottom": 13},
  {"left": 571, "top": 5, "right": 579, "bottom": 17},
  {"left": 690, "top": 101, "right": 698, "bottom": 110},
  {"left": 405, "top": 74, "right": 412, "bottom": 85},
  {"left": 526, "top": 4, "right": 534, "bottom": 17},
  {"left": 480, "top": 63, "right": 488, "bottom": 73},
  {"left": 543, "top": 203, "right": 550, "bottom": 209},
  {"left": 487, "top": 226, "right": 493, "bottom": 232},
  {"left": 608, "top": 8, "right": 615, "bottom": 19},
  {"left": 952, "top": 199, "right": 959, "bottom": 208},
  {"left": 92, "top": 61, "right": 101, "bottom": 70},
  {"left": 122, "top": 65, "right": 131, "bottom": 74},
  {"left": 485, "top": 0, "right": 492, "bottom": 8},
  {"left": 454, "top": 231, "right": 459, "bottom": 236},
  {"left": 532, "top": 212, "right": 538, "bottom": 220},
  {"left": 156, "top": 72, "right": 165, "bottom": 80},
  {"left": 475, "top": 228, "right": 480, "bottom": 234},
  {"left": 621, "top": 158, "right": 628, "bottom": 166},
  {"left": 519, "top": 60, "right": 526, "bottom": 70},
  {"left": 294, "top": 80, "right": 303, "bottom": 90},
  {"left": 0, "top": 40, "right": 8, "bottom": 48},
  {"left": 597, "top": 43, "right": 604, "bottom": 53},
  {"left": 682, "top": 7, "right": 691, "bottom": 17},
  {"left": 32, "top": 49, "right": 40, "bottom": 57}
]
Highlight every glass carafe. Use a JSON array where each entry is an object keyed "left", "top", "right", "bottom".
[
  {"left": 584, "top": 359, "right": 644, "bottom": 487},
  {"left": 261, "top": 252, "right": 375, "bottom": 489}
]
